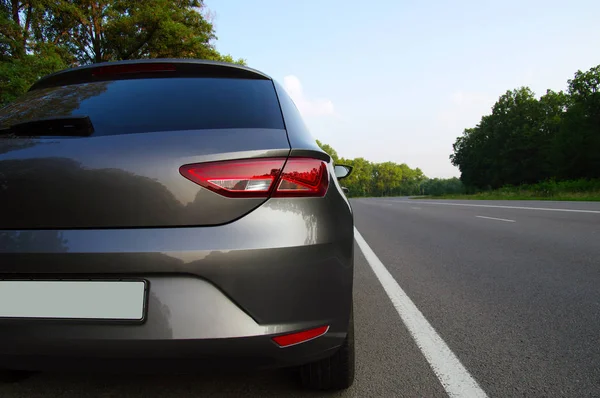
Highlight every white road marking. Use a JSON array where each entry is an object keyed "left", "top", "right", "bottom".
[
  {"left": 380, "top": 199, "right": 600, "bottom": 214},
  {"left": 476, "top": 216, "right": 515, "bottom": 223},
  {"left": 411, "top": 207, "right": 422, "bottom": 210},
  {"left": 354, "top": 227, "right": 488, "bottom": 398}
]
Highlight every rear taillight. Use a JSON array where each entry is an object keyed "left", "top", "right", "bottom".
[
  {"left": 272, "top": 158, "right": 328, "bottom": 197},
  {"left": 180, "top": 158, "right": 285, "bottom": 198},
  {"left": 179, "top": 158, "right": 329, "bottom": 198}
]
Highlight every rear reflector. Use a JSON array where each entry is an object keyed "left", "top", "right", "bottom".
[
  {"left": 272, "top": 325, "right": 329, "bottom": 347},
  {"left": 179, "top": 158, "right": 329, "bottom": 198},
  {"left": 92, "top": 63, "right": 177, "bottom": 77}
]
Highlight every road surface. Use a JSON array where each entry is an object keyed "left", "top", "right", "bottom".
[{"left": 2, "top": 198, "right": 599, "bottom": 397}]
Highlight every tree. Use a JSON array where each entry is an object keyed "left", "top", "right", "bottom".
[
  {"left": 0, "top": 45, "right": 67, "bottom": 105},
  {"left": 314, "top": 141, "right": 427, "bottom": 197},
  {"left": 39, "top": 0, "right": 245, "bottom": 65},
  {"left": 339, "top": 157, "right": 374, "bottom": 197},
  {"left": 1, "top": 1, "right": 70, "bottom": 105},
  {"left": 558, "top": 65, "right": 600, "bottom": 179},
  {"left": 316, "top": 139, "right": 339, "bottom": 162},
  {"left": 420, "top": 178, "right": 464, "bottom": 196},
  {"left": 0, "top": 0, "right": 244, "bottom": 107},
  {"left": 372, "top": 162, "right": 403, "bottom": 196},
  {"left": 450, "top": 64, "right": 600, "bottom": 190}
]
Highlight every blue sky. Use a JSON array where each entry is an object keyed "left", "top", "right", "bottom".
[{"left": 205, "top": 0, "right": 600, "bottom": 177}]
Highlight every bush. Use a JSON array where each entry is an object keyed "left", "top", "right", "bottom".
[{"left": 432, "top": 179, "right": 600, "bottom": 201}]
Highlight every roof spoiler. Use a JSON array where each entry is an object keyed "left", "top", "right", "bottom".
[{"left": 30, "top": 59, "right": 272, "bottom": 91}]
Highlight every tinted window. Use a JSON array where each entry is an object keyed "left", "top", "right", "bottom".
[{"left": 0, "top": 78, "right": 284, "bottom": 136}]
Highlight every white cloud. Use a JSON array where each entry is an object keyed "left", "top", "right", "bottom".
[{"left": 283, "top": 75, "right": 335, "bottom": 117}]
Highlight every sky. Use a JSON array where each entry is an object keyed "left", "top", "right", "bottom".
[{"left": 205, "top": 0, "right": 600, "bottom": 178}]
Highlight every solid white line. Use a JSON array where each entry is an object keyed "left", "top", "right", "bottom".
[
  {"left": 380, "top": 199, "right": 600, "bottom": 214},
  {"left": 475, "top": 216, "right": 515, "bottom": 223},
  {"left": 354, "top": 227, "right": 488, "bottom": 398}
]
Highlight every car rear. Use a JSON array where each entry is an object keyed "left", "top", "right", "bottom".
[{"left": 0, "top": 60, "right": 354, "bottom": 390}]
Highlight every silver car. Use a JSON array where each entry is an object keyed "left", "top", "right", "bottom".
[{"left": 0, "top": 59, "right": 355, "bottom": 391}]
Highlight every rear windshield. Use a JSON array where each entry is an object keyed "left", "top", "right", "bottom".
[{"left": 0, "top": 78, "right": 285, "bottom": 136}]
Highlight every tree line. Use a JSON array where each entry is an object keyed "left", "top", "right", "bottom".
[
  {"left": 450, "top": 64, "right": 600, "bottom": 190},
  {"left": 319, "top": 64, "right": 599, "bottom": 198},
  {"left": 316, "top": 140, "right": 463, "bottom": 197},
  {"left": 0, "top": 0, "right": 244, "bottom": 106}
]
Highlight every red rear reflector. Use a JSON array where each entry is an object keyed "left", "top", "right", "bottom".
[
  {"left": 272, "top": 325, "right": 329, "bottom": 347},
  {"left": 179, "top": 158, "right": 329, "bottom": 198},
  {"left": 92, "top": 63, "right": 177, "bottom": 77}
]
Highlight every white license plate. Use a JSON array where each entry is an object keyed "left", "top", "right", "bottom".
[{"left": 0, "top": 280, "right": 146, "bottom": 321}]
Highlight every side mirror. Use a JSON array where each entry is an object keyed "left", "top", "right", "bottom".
[
  {"left": 341, "top": 187, "right": 349, "bottom": 194},
  {"left": 334, "top": 165, "right": 353, "bottom": 180}
]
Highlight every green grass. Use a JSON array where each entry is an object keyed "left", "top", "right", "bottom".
[
  {"left": 416, "top": 179, "right": 600, "bottom": 202},
  {"left": 419, "top": 193, "right": 600, "bottom": 201}
]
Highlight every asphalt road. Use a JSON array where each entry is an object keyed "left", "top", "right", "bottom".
[{"left": 2, "top": 197, "right": 599, "bottom": 397}]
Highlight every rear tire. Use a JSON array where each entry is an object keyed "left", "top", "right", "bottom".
[
  {"left": 300, "top": 308, "right": 355, "bottom": 391},
  {"left": 0, "top": 370, "right": 34, "bottom": 383}
]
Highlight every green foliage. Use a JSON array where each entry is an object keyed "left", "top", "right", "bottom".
[
  {"left": 315, "top": 139, "right": 339, "bottom": 162},
  {"left": 0, "top": 45, "right": 68, "bottom": 105},
  {"left": 214, "top": 53, "right": 246, "bottom": 66},
  {"left": 0, "top": 0, "right": 244, "bottom": 107},
  {"left": 451, "top": 64, "right": 600, "bottom": 190},
  {"left": 420, "top": 177, "right": 464, "bottom": 196},
  {"left": 427, "top": 179, "right": 600, "bottom": 201},
  {"left": 314, "top": 140, "right": 453, "bottom": 197}
]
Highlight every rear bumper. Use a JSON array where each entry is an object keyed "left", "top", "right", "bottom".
[
  {"left": 0, "top": 193, "right": 354, "bottom": 371},
  {"left": 0, "top": 338, "right": 344, "bottom": 373},
  {"left": 0, "top": 276, "right": 347, "bottom": 371}
]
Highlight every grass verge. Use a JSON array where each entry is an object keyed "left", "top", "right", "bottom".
[
  {"left": 418, "top": 193, "right": 600, "bottom": 201},
  {"left": 415, "top": 179, "right": 600, "bottom": 201}
]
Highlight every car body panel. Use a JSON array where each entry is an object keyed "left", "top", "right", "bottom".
[
  {"left": 0, "top": 129, "right": 290, "bottom": 229},
  {"left": 0, "top": 188, "right": 353, "bottom": 325}
]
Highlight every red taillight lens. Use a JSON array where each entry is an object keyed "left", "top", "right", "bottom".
[
  {"left": 92, "top": 63, "right": 177, "bottom": 77},
  {"left": 179, "top": 157, "right": 329, "bottom": 198},
  {"left": 272, "top": 325, "right": 329, "bottom": 347},
  {"left": 273, "top": 158, "right": 329, "bottom": 198},
  {"left": 180, "top": 158, "right": 286, "bottom": 198}
]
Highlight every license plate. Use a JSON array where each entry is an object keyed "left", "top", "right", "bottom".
[{"left": 0, "top": 280, "right": 147, "bottom": 321}]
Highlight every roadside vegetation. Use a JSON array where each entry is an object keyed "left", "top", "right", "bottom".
[
  {"left": 446, "top": 64, "right": 600, "bottom": 201},
  {"left": 316, "top": 140, "right": 430, "bottom": 197},
  {"left": 316, "top": 141, "right": 468, "bottom": 198},
  {"left": 319, "top": 63, "right": 600, "bottom": 202},
  {"left": 424, "top": 179, "right": 600, "bottom": 201}
]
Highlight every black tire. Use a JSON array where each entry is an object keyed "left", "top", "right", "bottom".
[
  {"left": 0, "top": 370, "right": 34, "bottom": 383},
  {"left": 300, "top": 308, "right": 355, "bottom": 391}
]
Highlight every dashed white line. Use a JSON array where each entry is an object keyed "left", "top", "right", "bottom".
[
  {"left": 380, "top": 199, "right": 600, "bottom": 214},
  {"left": 476, "top": 216, "right": 515, "bottom": 223},
  {"left": 354, "top": 227, "right": 488, "bottom": 398}
]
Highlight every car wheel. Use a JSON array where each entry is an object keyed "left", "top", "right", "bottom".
[
  {"left": 300, "top": 307, "right": 355, "bottom": 390},
  {"left": 0, "top": 370, "right": 34, "bottom": 383}
]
